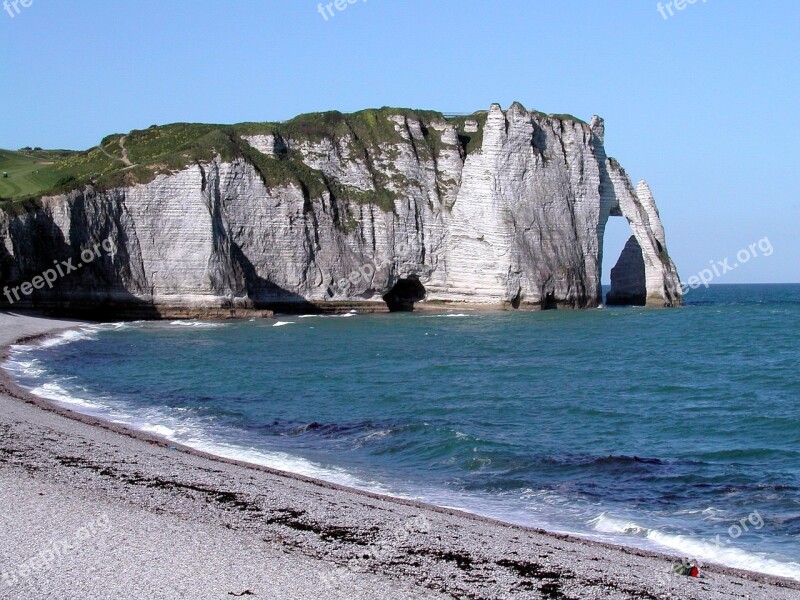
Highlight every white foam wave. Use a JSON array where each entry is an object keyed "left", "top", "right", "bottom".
[
  {"left": 273, "top": 321, "right": 295, "bottom": 327},
  {"left": 92, "top": 322, "right": 134, "bottom": 331},
  {"left": 28, "top": 381, "right": 106, "bottom": 410},
  {"left": 589, "top": 513, "right": 649, "bottom": 536},
  {"left": 127, "top": 412, "right": 393, "bottom": 493},
  {"left": 3, "top": 356, "right": 46, "bottom": 378},
  {"left": 590, "top": 513, "right": 800, "bottom": 581},
  {"left": 423, "top": 313, "right": 471, "bottom": 318},
  {"left": 648, "top": 529, "right": 800, "bottom": 580},
  {"left": 184, "top": 439, "right": 380, "bottom": 490},
  {"left": 38, "top": 328, "right": 98, "bottom": 348},
  {"left": 141, "top": 423, "right": 178, "bottom": 437},
  {"left": 168, "top": 321, "right": 226, "bottom": 329},
  {"left": 350, "top": 430, "right": 394, "bottom": 449},
  {"left": 298, "top": 312, "right": 357, "bottom": 319},
  {"left": 3, "top": 324, "right": 126, "bottom": 391},
  {"left": 10, "top": 322, "right": 134, "bottom": 355}
]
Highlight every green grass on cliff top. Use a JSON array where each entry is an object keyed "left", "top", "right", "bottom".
[
  {"left": 0, "top": 148, "right": 78, "bottom": 199},
  {"left": 0, "top": 106, "right": 587, "bottom": 211}
]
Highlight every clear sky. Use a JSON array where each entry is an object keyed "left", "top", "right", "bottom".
[{"left": 1, "top": 0, "right": 798, "bottom": 284}]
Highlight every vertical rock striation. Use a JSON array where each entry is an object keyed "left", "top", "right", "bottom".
[{"left": 0, "top": 104, "right": 681, "bottom": 315}]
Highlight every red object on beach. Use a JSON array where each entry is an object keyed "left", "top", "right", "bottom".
[{"left": 689, "top": 566, "right": 699, "bottom": 577}]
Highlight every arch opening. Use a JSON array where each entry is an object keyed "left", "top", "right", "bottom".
[
  {"left": 602, "top": 216, "right": 634, "bottom": 286},
  {"left": 602, "top": 215, "right": 649, "bottom": 306},
  {"left": 606, "top": 234, "right": 647, "bottom": 306}
]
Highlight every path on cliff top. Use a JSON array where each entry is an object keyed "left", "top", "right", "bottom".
[
  {"left": 118, "top": 136, "right": 132, "bottom": 167},
  {"left": 97, "top": 136, "right": 133, "bottom": 168}
]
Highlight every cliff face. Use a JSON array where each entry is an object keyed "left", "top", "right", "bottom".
[{"left": 0, "top": 103, "right": 681, "bottom": 315}]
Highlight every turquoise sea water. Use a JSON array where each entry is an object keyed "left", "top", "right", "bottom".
[{"left": 6, "top": 284, "right": 800, "bottom": 579}]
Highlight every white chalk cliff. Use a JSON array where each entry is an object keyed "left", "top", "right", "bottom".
[{"left": 0, "top": 103, "right": 681, "bottom": 315}]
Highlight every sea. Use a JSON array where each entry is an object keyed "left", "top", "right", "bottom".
[{"left": 5, "top": 284, "right": 800, "bottom": 580}]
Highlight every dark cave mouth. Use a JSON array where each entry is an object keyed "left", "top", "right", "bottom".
[
  {"left": 383, "top": 277, "right": 426, "bottom": 312},
  {"left": 541, "top": 292, "right": 558, "bottom": 310}
]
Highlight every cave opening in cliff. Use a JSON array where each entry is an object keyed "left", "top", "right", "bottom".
[
  {"left": 541, "top": 292, "right": 558, "bottom": 310},
  {"left": 510, "top": 289, "right": 522, "bottom": 309},
  {"left": 383, "top": 277, "right": 426, "bottom": 312}
]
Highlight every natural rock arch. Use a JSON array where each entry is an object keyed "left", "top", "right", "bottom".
[{"left": 601, "top": 180, "right": 682, "bottom": 307}]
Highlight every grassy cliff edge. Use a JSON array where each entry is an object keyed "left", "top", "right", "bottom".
[{"left": 0, "top": 106, "right": 587, "bottom": 214}]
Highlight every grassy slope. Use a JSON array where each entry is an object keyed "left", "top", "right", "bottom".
[
  {"left": 0, "top": 106, "right": 586, "bottom": 213},
  {"left": 0, "top": 149, "right": 78, "bottom": 199}
]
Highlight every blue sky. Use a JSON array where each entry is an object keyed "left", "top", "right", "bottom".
[{"left": 1, "top": 0, "right": 798, "bottom": 284}]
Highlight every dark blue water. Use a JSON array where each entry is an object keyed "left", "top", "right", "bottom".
[{"left": 6, "top": 285, "right": 800, "bottom": 579}]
